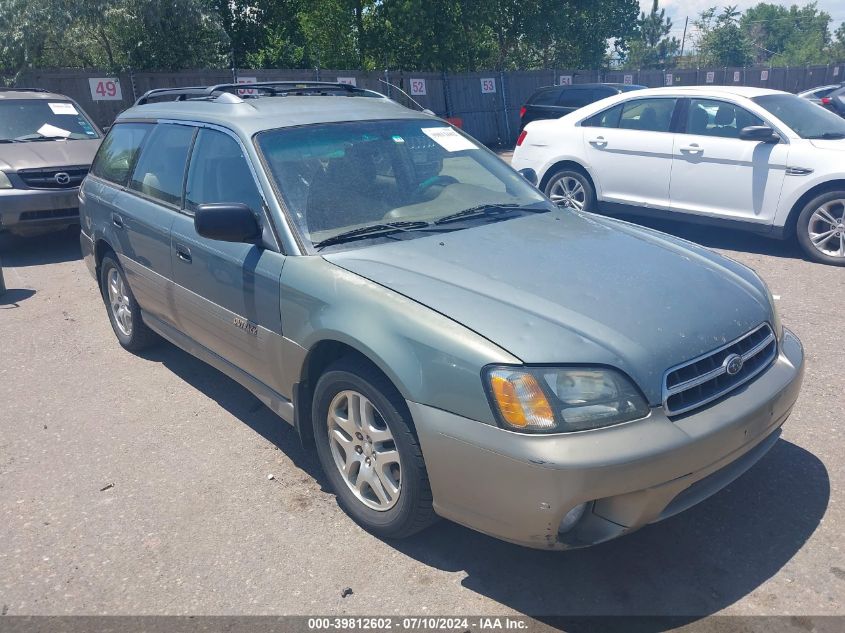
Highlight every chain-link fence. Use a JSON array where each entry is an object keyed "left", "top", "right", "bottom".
[{"left": 14, "top": 62, "right": 845, "bottom": 146}]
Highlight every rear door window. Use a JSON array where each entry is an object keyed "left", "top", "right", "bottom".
[
  {"left": 90, "top": 123, "right": 152, "bottom": 186},
  {"left": 184, "top": 128, "right": 264, "bottom": 213},
  {"left": 618, "top": 98, "right": 677, "bottom": 132},
  {"left": 582, "top": 103, "right": 624, "bottom": 128},
  {"left": 128, "top": 124, "right": 196, "bottom": 206}
]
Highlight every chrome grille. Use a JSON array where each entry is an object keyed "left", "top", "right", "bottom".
[
  {"left": 18, "top": 166, "right": 88, "bottom": 189},
  {"left": 663, "top": 323, "right": 777, "bottom": 416}
]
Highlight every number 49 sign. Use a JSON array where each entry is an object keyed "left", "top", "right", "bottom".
[{"left": 88, "top": 78, "right": 123, "bottom": 101}]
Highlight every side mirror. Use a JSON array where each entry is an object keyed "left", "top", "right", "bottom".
[
  {"left": 739, "top": 125, "right": 780, "bottom": 143},
  {"left": 518, "top": 168, "right": 539, "bottom": 187},
  {"left": 194, "top": 203, "right": 261, "bottom": 243}
]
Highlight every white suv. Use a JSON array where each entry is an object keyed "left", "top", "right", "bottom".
[{"left": 511, "top": 86, "right": 845, "bottom": 266}]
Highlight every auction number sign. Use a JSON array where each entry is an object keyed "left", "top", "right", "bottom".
[
  {"left": 88, "top": 78, "right": 122, "bottom": 101},
  {"left": 760, "top": 69, "right": 769, "bottom": 81},
  {"left": 480, "top": 77, "right": 496, "bottom": 93},
  {"left": 706, "top": 71, "right": 715, "bottom": 83},
  {"left": 734, "top": 71, "right": 741, "bottom": 82},
  {"left": 409, "top": 78, "right": 426, "bottom": 96},
  {"left": 237, "top": 76, "right": 258, "bottom": 96},
  {"left": 559, "top": 75, "right": 572, "bottom": 86},
  {"left": 336, "top": 77, "right": 356, "bottom": 86},
  {"left": 623, "top": 74, "right": 633, "bottom": 85},
  {"left": 665, "top": 73, "right": 673, "bottom": 86}
]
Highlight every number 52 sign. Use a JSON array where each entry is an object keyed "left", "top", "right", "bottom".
[{"left": 88, "top": 78, "right": 123, "bottom": 101}]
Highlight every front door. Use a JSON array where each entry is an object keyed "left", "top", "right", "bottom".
[
  {"left": 669, "top": 98, "right": 789, "bottom": 225},
  {"left": 170, "top": 127, "right": 288, "bottom": 396}
]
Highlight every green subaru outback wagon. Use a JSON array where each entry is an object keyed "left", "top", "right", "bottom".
[{"left": 80, "top": 82, "right": 804, "bottom": 550}]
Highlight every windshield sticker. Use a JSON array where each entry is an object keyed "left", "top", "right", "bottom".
[
  {"left": 37, "top": 123, "right": 71, "bottom": 138},
  {"left": 48, "top": 102, "right": 79, "bottom": 115},
  {"left": 78, "top": 119, "right": 97, "bottom": 136},
  {"left": 421, "top": 127, "right": 477, "bottom": 152},
  {"left": 391, "top": 135, "right": 405, "bottom": 143}
]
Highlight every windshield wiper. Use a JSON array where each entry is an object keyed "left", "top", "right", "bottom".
[
  {"left": 13, "top": 134, "right": 70, "bottom": 142},
  {"left": 434, "top": 203, "right": 543, "bottom": 225},
  {"left": 313, "top": 221, "right": 435, "bottom": 250},
  {"left": 806, "top": 132, "right": 845, "bottom": 140},
  {"left": 0, "top": 139, "right": 22, "bottom": 144}
]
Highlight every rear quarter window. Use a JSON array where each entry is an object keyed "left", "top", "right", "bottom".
[
  {"left": 128, "top": 123, "right": 196, "bottom": 206},
  {"left": 91, "top": 123, "right": 151, "bottom": 186}
]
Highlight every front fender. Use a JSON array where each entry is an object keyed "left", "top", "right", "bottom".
[{"left": 278, "top": 256, "right": 519, "bottom": 426}]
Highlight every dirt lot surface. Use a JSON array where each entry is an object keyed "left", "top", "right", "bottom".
[{"left": 1, "top": 218, "right": 843, "bottom": 622}]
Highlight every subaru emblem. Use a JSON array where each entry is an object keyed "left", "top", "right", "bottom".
[{"left": 724, "top": 353, "right": 744, "bottom": 376}]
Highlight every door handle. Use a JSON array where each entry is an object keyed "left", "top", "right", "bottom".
[
  {"left": 111, "top": 213, "right": 124, "bottom": 229},
  {"left": 588, "top": 136, "right": 608, "bottom": 147},
  {"left": 680, "top": 144, "right": 704, "bottom": 154},
  {"left": 175, "top": 245, "right": 192, "bottom": 263}
]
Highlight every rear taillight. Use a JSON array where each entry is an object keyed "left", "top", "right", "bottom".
[
  {"left": 821, "top": 97, "right": 832, "bottom": 105},
  {"left": 516, "top": 130, "right": 528, "bottom": 146},
  {"left": 519, "top": 106, "right": 527, "bottom": 118}
]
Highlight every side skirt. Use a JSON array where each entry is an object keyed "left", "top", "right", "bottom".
[{"left": 142, "top": 310, "right": 296, "bottom": 425}]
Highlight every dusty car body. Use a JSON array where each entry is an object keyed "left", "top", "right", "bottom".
[{"left": 80, "top": 82, "right": 804, "bottom": 549}]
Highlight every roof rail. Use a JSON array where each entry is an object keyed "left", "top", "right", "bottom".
[
  {"left": 0, "top": 87, "right": 52, "bottom": 93},
  {"left": 134, "top": 81, "right": 378, "bottom": 106}
]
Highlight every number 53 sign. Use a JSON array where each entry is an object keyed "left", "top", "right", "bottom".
[{"left": 88, "top": 78, "right": 123, "bottom": 101}]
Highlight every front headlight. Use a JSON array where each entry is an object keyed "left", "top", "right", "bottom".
[
  {"left": 484, "top": 366, "right": 650, "bottom": 433},
  {"left": 0, "top": 171, "right": 12, "bottom": 189}
]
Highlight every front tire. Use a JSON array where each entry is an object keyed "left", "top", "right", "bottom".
[
  {"left": 312, "top": 358, "right": 437, "bottom": 539},
  {"left": 99, "top": 254, "right": 159, "bottom": 351},
  {"left": 795, "top": 191, "right": 845, "bottom": 266},
  {"left": 544, "top": 169, "right": 596, "bottom": 212}
]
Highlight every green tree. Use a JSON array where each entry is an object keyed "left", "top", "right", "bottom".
[
  {"left": 741, "top": 3, "right": 832, "bottom": 65},
  {"left": 624, "top": 0, "right": 680, "bottom": 69},
  {"left": 695, "top": 6, "right": 753, "bottom": 67}
]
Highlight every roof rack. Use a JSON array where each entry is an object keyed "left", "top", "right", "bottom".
[
  {"left": 0, "top": 87, "right": 52, "bottom": 93},
  {"left": 134, "top": 81, "right": 379, "bottom": 106}
]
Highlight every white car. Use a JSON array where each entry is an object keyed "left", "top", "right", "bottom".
[{"left": 511, "top": 86, "right": 845, "bottom": 266}]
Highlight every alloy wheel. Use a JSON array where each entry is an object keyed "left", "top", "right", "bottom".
[
  {"left": 107, "top": 268, "right": 133, "bottom": 337},
  {"left": 327, "top": 390, "right": 402, "bottom": 511},
  {"left": 549, "top": 176, "right": 586, "bottom": 210},
  {"left": 807, "top": 200, "right": 845, "bottom": 259}
]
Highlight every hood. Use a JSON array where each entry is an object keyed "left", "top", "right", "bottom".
[
  {"left": 808, "top": 138, "right": 845, "bottom": 151},
  {"left": 324, "top": 211, "right": 773, "bottom": 405},
  {"left": 0, "top": 139, "right": 101, "bottom": 172}
]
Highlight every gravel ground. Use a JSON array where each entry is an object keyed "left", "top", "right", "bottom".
[{"left": 0, "top": 217, "right": 843, "bottom": 623}]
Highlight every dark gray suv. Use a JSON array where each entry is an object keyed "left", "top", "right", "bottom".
[
  {"left": 80, "top": 82, "right": 804, "bottom": 550},
  {"left": 0, "top": 88, "right": 102, "bottom": 235}
]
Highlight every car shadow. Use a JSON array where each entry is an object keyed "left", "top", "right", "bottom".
[
  {"left": 0, "top": 288, "right": 36, "bottom": 307},
  {"left": 140, "top": 340, "right": 827, "bottom": 628},
  {"left": 607, "top": 213, "right": 805, "bottom": 261},
  {"left": 0, "top": 226, "right": 82, "bottom": 267}
]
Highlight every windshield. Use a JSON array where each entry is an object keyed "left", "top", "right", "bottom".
[
  {"left": 752, "top": 94, "right": 845, "bottom": 139},
  {"left": 256, "top": 119, "right": 549, "bottom": 250},
  {"left": 0, "top": 100, "right": 100, "bottom": 141}
]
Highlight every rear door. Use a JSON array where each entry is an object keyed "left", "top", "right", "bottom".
[
  {"left": 88, "top": 122, "right": 184, "bottom": 324},
  {"left": 668, "top": 97, "right": 789, "bottom": 224},
  {"left": 170, "top": 126, "right": 288, "bottom": 395},
  {"left": 581, "top": 96, "right": 678, "bottom": 209}
]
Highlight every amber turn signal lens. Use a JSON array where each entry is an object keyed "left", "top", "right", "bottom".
[{"left": 489, "top": 370, "right": 555, "bottom": 430}]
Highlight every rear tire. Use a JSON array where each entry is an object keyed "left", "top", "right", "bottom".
[
  {"left": 795, "top": 191, "right": 845, "bottom": 266},
  {"left": 99, "top": 254, "right": 159, "bottom": 351},
  {"left": 544, "top": 169, "right": 596, "bottom": 212},
  {"left": 312, "top": 358, "right": 437, "bottom": 539}
]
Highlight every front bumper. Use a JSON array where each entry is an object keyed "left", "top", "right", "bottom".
[
  {"left": 0, "top": 187, "right": 81, "bottom": 232},
  {"left": 412, "top": 328, "right": 804, "bottom": 549}
]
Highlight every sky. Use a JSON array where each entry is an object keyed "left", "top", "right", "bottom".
[{"left": 639, "top": 0, "right": 845, "bottom": 41}]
